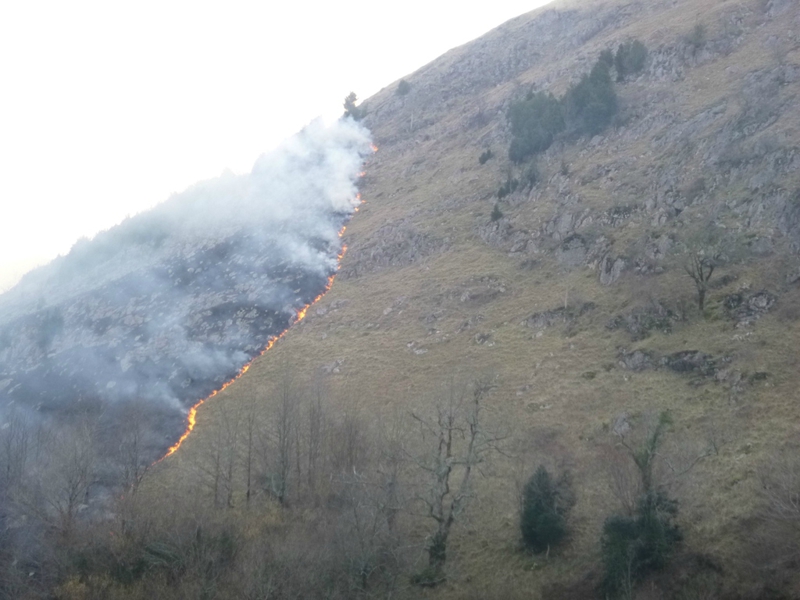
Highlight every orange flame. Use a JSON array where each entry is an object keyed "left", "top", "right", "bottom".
[{"left": 157, "top": 222, "right": 352, "bottom": 463}]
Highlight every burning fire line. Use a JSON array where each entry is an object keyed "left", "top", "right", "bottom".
[
  {"left": 157, "top": 235, "right": 348, "bottom": 462},
  {"left": 157, "top": 165, "right": 372, "bottom": 463}
]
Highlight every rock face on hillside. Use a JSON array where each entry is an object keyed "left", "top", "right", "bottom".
[
  {"left": 353, "top": 0, "right": 800, "bottom": 287},
  {"left": 239, "top": 0, "right": 800, "bottom": 594}
]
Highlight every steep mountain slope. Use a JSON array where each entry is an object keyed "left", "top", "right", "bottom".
[
  {"left": 167, "top": 0, "right": 800, "bottom": 595},
  {"left": 0, "top": 120, "right": 370, "bottom": 463}
]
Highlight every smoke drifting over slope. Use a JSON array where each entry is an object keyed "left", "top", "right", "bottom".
[{"left": 0, "top": 118, "right": 372, "bottom": 459}]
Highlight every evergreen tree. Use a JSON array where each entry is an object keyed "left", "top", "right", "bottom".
[
  {"left": 520, "top": 466, "right": 569, "bottom": 553},
  {"left": 615, "top": 40, "right": 648, "bottom": 81},
  {"left": 601, "top": 491, "right": 681, "bottom": 597},
  {"left": 491, "top": 204, "right": 504, "bottom": 222},
  {"left": 561, "top": 60, "right": 618, "bottom": 137},
  {"left": 343, "top": 92, "right": 366, "bottom": 121},
  {"left": 508, "top": 92, "right": 564, "bottom": 163}
]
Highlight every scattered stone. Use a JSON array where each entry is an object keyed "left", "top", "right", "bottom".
[
  {"left": 525, "top": 302, "right": 595, "bottom": 330},
  {"left": 607, "top": 302, "right": 676, "bottom": 340},
  {"left": 618, "top": 349, "right": 656, "bottom": 371},
  {"left": 457, "top": 315, "right": 485, "bottom": 332},
  {"left": 612, "top": 413, "right": 631, "bottom": 436},
  {"left": 422, "top": 309, "right": 445, "bottom": 323},
  {"left": 599, "top": 256, "right": 627, "bottom": 285},
  {"left": 723, "top": 289, "right": 776, "bottom": 326},
  {"left": 474, "top": 332, "right": 494, "bottom": 346},
  {"left": 661, "top": 351, "right": 718, "bottom": 377},
  {"left": 321, "top": 359, "right": 343, "bottom": 374},
  {"left": 556, "top": 235, "right": 588, "bottom": 266}
]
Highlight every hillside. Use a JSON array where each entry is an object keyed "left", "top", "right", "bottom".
[
  {"left": 162, "top": 0, "right": 800, "bottom": 595},
  {"left": 5, "top": 0, "right": 800, "bottom": 597},
  {"left": 0, "top": 119, "right": 371, "bottom": 467}
]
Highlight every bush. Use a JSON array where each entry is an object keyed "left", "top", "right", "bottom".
[
  {"left": 508, "top": 92, "right": 565, "bottom": 163},
  {"left": 601, "top": 490, "right": 682, "bottom": 597},
  {"left": 562, "top": 60, "right": 618, "bottom": 137},
  {"left": 491, "top": 204, "right": 504, "bottom": 222},
  {"left": 478, "top": 149, "right": 495, "bottom": 165},
  {"left": 396, "top": 79, "right": 411, "bottom": 96},
  {"left": 497, "top": 177, "right": 519, "bottom": 199},
  {"left": 615, "top": 40, "right": 648, "bottom": 81},
  {"left": 522, "top": 161, "right": 540, "bottom": 189},
  {"left": 343, "top": 92, "right": 366, "bottom": 121},
  {"left": 520, "top": 466, "right": 570, "bottom": 553},
  {"left": 686, "top": 24, "right": 707, "bottom": 51}
]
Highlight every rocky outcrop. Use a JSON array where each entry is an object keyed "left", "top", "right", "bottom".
[
  {"left": 618, "top": 348, "right": 726, "bottom": 377},
  {"left": 525, "top": 302, "right": 596, "bottom": 331},
  {"left": 341, "top": 220, "right": 449, "bottom": 278},
  {"left": 607, "top": 302, "right": 677, "bottom": 340},
  {"left": 723, "top": 289, "right": 777, "bottom": 326}
]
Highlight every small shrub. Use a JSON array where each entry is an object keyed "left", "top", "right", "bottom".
[
  {"left": 479, "top": 149, "right": 495, "bottom": 165},
  {"left": 396, "top": 79, "right": 411, "bottom": 96},
  {"left": 615, "top": 40, "right": 648, "bottom": 81},
  {"left": 411, "top": 566, "right": 444, "bottom": 587},
  {"left": 521, "top": 162, "right": 540, "bottom": 190},
  {"left": 601, "top": 491, "right": 682, "bottom": 597},
  {"left": 684, "top": 177, "right": 706, "bottom": 202},
  {"left": 497, "top": 177, "right": 519, "bottom": 199},
  {"left": 491, "top": 204, "right": 504, "bottom": 222},
  {"left": 686, "top": 23, "right": 707, "bottom": 51},
  {"left": 520, "top": 466, "right": 572, "bottom": 554}
]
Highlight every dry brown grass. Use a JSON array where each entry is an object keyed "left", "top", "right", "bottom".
[{"left": 153, "top": 0, "right": 800, "bottom": 595}]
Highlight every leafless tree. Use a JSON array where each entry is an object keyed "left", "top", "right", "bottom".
[
  {"left": 410, "top": 375, "right": 503, "bottom": 575},
  {"left": 195, "top": 411, "right": 225, "bottom": 507},
  {"left": 330, "top": 411, "right": 369, "bottom": 477},
  {"left": 302, "top": 375, "right": 328, "bottom": 502},
  {"left": 256, "top": 368, "right": 299, "bottom": 506},
  {"left": 754, "top": 452, "right": 800, "bottom": 575},
  {"left": 241, "top": 396, "right": 259, "bottom": 507},
  {"left": 115, "top": 401, "right": 152, "bottom": 494},
  {"left": 0, "top": 409, "right": 30, "bottom": 497},
  {"left": 608, "top": 411, "right": 712, "bottom": 513},
  {"left": 21, "top": 419, "right": 97, "bottom": 538},
  {"left": 219, "top": 403, "right": 242, "bottom": 509},
  {"left": 684, "top": 251, "right": 719, "bottom": 311}
]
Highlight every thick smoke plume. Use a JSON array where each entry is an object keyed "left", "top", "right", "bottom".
[{"left": 0, "top": 118, "right": 372, "bottom": 461}]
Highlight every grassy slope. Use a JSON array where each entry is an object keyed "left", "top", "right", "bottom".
[{"left": 157, "top": 0, "right": 800, "bottom": 595}]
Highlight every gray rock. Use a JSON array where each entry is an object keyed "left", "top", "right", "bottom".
[
  {"left": 612, "top": 413, "right": 631, "bottom": 436},
  {"left": 723, "top": 290, "right": 777, "bottom": 326},
  {"left": 600, "top": 256, "right": 627, "bottom": 285},
  {"left": 607, "top": 302, "right": 676, "bottom": 340},
  {"left": 618, "top": 349, "right": 655, "bottom": 371},
  {"left": 661, "top": 351, "right": 718, "bottom": 377}
]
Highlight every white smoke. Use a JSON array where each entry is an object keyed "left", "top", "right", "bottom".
[{"left": 0, "top": 117, "right": 373, "bottom": 460}]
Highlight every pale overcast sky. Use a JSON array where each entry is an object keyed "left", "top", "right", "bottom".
[{"left": 0, "top": 0, "right": 552, "bottom": 291}]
